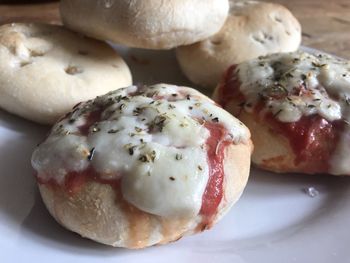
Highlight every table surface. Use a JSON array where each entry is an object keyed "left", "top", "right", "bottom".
[{"left": 0, "top": 0, "right": 349, "bottom": 59}]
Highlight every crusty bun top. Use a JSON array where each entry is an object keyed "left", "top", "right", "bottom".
[
  {"left": 60, "top": 0, "right": 230, "bottom": 49},
  {"left": 216, "top": 51, "right": 350, "bottom": 175},
  {"left": 226, "top": 0, "right": 301, "bottom": 56},
  {"left": 32, "top": 84, "right": 250, "bottom": 219},
  {"left": 0, "top": 23, "right": 132, "bottom": 124},
  {"left": 176, "top": 0, "right": 301, "bottom": 87}
]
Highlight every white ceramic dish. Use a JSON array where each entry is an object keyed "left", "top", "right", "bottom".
[{"left": 0, "top": 46, "right": 349, "bottom": 263}]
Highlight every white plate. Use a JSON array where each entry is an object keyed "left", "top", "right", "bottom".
[{"left": 1, "top": 46, "right": 349, "bottom": 263}]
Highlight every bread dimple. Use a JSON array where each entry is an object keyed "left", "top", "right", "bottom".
[
  {"left": 176, "top": 0, "right": 301, "bottom": 88},
  {"left": 0, "top": 23, "right": 132, "bottom": 124},
  {"left": 60, "top": 0, "right": 229, "bottom": 49}
]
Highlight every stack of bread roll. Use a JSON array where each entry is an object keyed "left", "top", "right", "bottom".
[
  {"left": 1, "top": 0, "right": 302, "bottom": 124},
  {"left": 6, "top": 0, "right": 348, "bottom": 250}
]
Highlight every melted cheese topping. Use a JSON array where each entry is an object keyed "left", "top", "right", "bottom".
[
  {"left": 32, "top": 84, "right": 249, "bottom": 217},
  {"left": 236, "top": 51, "right": 350, "bottom": 175}
]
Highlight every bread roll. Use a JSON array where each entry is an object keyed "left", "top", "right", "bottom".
[
  {"left": 0, "top": 23, "right": 132, "bottom": 124},
  {"left": 31, "top": 83, "right": 252, "bottom": 248},
  {"left": 176, "top": 0, "right": 301, "bottom": 88},
  {"left": 60, "top": 0, "right": 229, "bottom": 49}
]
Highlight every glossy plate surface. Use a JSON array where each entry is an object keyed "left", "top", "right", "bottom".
[{"left": 0, "top": 46, "right": 348, "bottom": 262}]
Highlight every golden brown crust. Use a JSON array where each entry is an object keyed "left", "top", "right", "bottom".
[{"left": 38, "top": 140, "right": 252, "bottom": 248}]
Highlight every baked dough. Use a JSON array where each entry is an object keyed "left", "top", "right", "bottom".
[
  {"left": 176, "top": 0, "right": 301, "bottom": 88},
  {"left": 213, "top": 51, "right": 350, "bottom": 175},
  {"left": 0, "top": 23, "right": 132, "bottom": 124},
  {"left": 59, "top": 0, "right": 229, "bottom": 50},
  {"left": 31, "top": 83, "right": 252, "bottom": 248}
]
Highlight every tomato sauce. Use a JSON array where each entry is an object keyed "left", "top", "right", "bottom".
[
  {"left": 265, "top": 114, "right": 343, "bottom": 172},
  {"left": 199, "top": 122, "right": 231, "bottom": 229},
  {"left": 38, "top": 106, "right": 232, "bottom": 226},
  {"left": 218, "top": 67, "right": 344, "bottom": 173},
  {"left": 78, "top": 109, "right": 103, "bottom": 136},
  {"left": 217, "top": 65, "right": 245, "bottom": 108},
  {"left": 36, "top": 166, "right": 121, "bottom": 195}
]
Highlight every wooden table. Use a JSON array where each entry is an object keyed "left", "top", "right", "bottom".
[
  {"left": 0, "top": 0, "right": 349, "bottom": 59},
  {"left": 272, "top": 0, "right": 350, "bottom": 59}
]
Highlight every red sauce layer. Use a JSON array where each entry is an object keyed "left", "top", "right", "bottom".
[
  {"left": 265, "top": 113, "right": 343, "bottom": 172},
  {"left": 39, "top": 90, "right": 233, "bottom": 224},
  {"left": 78, "top": 109, "right": 103, "bottom": 136},
  {"left": 36, "top": 166, "right": 120, "bottom": 195},
  {"left": 217, "top": 65, "right": 245, "bottom": 108},
  {"left": 218, "top": 66, "right": 344, "bottom": 173},
  {"left": 199, "top": 122, "right": 231, "bottom": 229},
  {"left": 38, "top": 121, "right": 231, "bottom": 228}
]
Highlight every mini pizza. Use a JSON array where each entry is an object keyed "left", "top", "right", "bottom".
[
  {"left": 213, "top": 51, "right": 350, "bottom": 175},
  {"left": 31, "top": 84, "right": 252, "bottom": 248}
]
